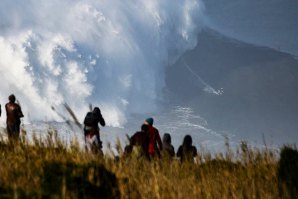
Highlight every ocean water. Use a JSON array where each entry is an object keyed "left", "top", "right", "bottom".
[{"left": 20, "top": 105, "right": 231, "bottom": 154}]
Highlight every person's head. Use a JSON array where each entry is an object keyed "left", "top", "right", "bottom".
[
  {"left": 93, "top": 107, "right": 101, "bottom": 114},
  {"left": 92, "top": 107, "right": 101, "bottom": 118},
  {"left": 163, "top": 133, "right": 172, "bottom": 144},
  {"left": 182, "top": 135, "right": 192, "bottom": 147},
  {"left": 144, "top": 117, "right": 154, "bottom": 126},
  {"left": 141, "top": 124, "right": 149, "bottom": 132},
  {"left": 8, "top": 94, "right": 16, "bottom": 103}
]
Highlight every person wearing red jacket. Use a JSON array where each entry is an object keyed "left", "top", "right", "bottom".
[
  {"left": 5, "top": 94, "right": 24, "bottom": 140},
  {"left": 144, "top": 118, "right": 162, "bottom": 158}
]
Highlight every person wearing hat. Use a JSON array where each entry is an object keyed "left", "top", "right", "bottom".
[
  {"left": 144, "top": 117, "right": 163, "bottom": 158},
  {"left": 5, "top": 94, "right": 24, "bottom": 140}
]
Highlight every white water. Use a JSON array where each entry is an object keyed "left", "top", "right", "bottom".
[
  {"left": 182, "top": 59, "right": 224, "bottom": 95},
  {"left": 0, "top": 0, "right": 204, "bottom": 127}
]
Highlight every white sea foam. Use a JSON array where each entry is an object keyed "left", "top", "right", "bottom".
[
  {"left": 182, "top": 59, "right": 224, "bottom": 95},
  {"left": 0, "top": 0, "right": 205, "bottom": 127}
]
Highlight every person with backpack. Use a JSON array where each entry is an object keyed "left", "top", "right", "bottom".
[
  {"left": 5, "top": 94, "right": 24, "bottom": 140},
  {"left": 144, "top": 118, "right": 163, "bottom": 158},
  {"left": 176, "top": 135, "right": 197, "bottom": 162},
  {"left": 83, "top": 107, "right": 105, "bottom": 154}
]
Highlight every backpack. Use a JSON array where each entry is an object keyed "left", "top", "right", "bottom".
[{"left": 84, "top": 112, "right": 95, "bottom": 126}]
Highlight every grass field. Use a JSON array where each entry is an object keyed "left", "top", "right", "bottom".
[{"left": 0, "top": 129, "right": 297, "bottom": 199}]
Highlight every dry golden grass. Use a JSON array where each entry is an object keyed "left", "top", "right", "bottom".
[{"left": 0, "top": 129, "right": 294, "bottom": 199}]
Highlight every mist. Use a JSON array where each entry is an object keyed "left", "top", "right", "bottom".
[{"left": 0, "top": 0, "right": 204, "bottom": 127}]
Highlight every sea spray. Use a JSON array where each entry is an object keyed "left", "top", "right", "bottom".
[{"left": 0, "top": 0, "right": 205, "bottom": 126}]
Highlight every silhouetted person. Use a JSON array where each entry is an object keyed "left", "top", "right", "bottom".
[
  {"left": 124, "top": 124, "right": 149, "bottom": 159},
  {"left": 177, "top": 135, "right": 197, "bottom": 162},
  {"left": 278, "top": 146, "right": 298, "bottom": 198},
  {"left": 5, "top": 94, "right": 24, "bottom": 140},
  {"left": 161, "top": 133, "right": 175, "bottom": 159},
  {"left": 83, "top": 107, "right": 105, "bottom": 155},
  {"left": 144, "top": 118, "right": 162, "bottom": 158}
]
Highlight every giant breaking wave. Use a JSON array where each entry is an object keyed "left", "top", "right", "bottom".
[{"left": 0, "top": 0, "right": 205, "bottom": 127}]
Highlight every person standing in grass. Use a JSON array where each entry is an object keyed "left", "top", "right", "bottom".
[
  {"left": 124, "top": 124, "right": 150, "bottom": 159},
  {"left": 161, "top": 133, "right": 175, "bottom": 159},
  {"left": 5, "top": 94, "right": 24, "bottom": 140},
  {"left": 144, "top": 117, "right": 163, "bottom": 158},
  {"left": 177, "top": 135, "right": 197, "bottom": 162},
  {"left": 83, "top": 107, "right": 105, "bottom": 155}
]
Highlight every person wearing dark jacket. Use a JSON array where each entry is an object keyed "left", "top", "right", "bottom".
[
  {"left": 83, "top": 107, "right": 105, "bottom": 154},
  {"left": 5, "top": 94, "right": 24, "bottom": 140},
  {"left": 177, "top": 135, "right": 197, "bottom": 162},
  {"left": 161, "top": 133, "right": 175, "bottom": 159},
  {"left": 144, "top": 118, "right": 162, "bottom": 158},
  {"left": 124, "top": 124, "right": 149, "bottom": 159}
]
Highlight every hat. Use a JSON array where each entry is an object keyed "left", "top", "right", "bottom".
[{"left": 144, "top": 117, "right": 154, "bottom": 126}]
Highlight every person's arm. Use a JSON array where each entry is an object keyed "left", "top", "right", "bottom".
[
  {"left": 17, "top": 104, "right": 24, "bottom": 118},
  {"left": 193, "top": 146, "right": 198, "bottom": 157},
  {"left": 170, "top": 145, "right": 175, "bottom": 157},
  {"left": 156, "top": 130, "right": 163, "bottom": 151},
  {"left": 99, "top": 114, "right": 105, "bottom": 127},
  {"left": 130, "top": 133, "right": 136, "bottom": 146},
  {"left": 176, "top": 146, "right": 182, "bottom": 157}
]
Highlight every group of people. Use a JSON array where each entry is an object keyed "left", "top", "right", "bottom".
[
  {"left": 0, "top": 94, "right": 24, "bottom": 141},
  {"left": 123, "top": 118, "right": 198, "bottom": 162},
  {"left": 83, "top": 108, "right": 198, "bottom": 162},
  {"left": 0, "top": 94, "right": 198, "bottom": 162}
]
